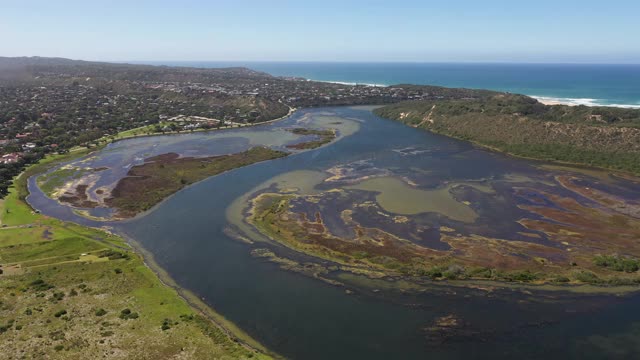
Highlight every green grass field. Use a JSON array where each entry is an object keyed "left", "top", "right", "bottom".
[{"left": 0, "top": 158, "right": 273, "bottom": 358}]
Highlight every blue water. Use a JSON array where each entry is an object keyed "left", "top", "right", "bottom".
[{"left": 137, "top": 61, "right": 640, "bottom": 108}]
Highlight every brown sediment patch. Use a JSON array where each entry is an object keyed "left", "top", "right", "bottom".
[
  {"left": 556, "top": 175, "right": 640, "bottom": 218},
  {"left": 0, "top": 264, "right": 24, "bottom": 276},
  {"left": 145, "top": 152, "right": 181, "bottom": 162},
  {"left": 58, "top": 184, "right": 100, "bottom": 208},
  {"left": 518, "top": 232, "right": 542, "bottom": 239},
  {"left": 422, "top": 313, "right": 497, "bottom": 346},
  {"left": 324, "top": 160, "right": 391, "bottom": 184},
  {"left": 442, "top": 233, "right": 567, "bottom": 271},
  {"left": 518, "top": 189, "right": 640, "bottom": 250}
]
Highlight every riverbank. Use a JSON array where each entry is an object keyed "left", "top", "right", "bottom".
[
  {"left": 0, "top": 140, "right": 275, "bottom": 358},
  {"left": 96, "top": 104, "right": 297, "bottom": 145},
  {"left": 374, "top": 95, "right": 640, "bottom": 175}
]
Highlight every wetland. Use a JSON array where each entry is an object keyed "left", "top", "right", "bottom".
[{"left": 26, "top": 106, "right": 640, "bottom": 359}]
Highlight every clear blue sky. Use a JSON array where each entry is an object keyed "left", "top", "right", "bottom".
[{"left": 2, "top": 0, "right": 639, "bottom": 63}]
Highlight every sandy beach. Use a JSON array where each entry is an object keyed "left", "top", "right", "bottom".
[{"left": 533, "top": 96, "right": 640, "bottom": 108}]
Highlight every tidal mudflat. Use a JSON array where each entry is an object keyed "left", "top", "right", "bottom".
[
  {"left": 31, "top": 112, "right": 350, "bottom": 221},
  {"left": 27, "top": 107, "right": 640, "bottom": 360}
]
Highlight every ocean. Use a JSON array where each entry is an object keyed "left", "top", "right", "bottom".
[{"left": 138, "top": 61, "right": 640, "bottom": 108}]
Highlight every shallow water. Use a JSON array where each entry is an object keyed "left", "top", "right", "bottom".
[
  {"left": 28, "top": 107, "right": 640, "bottom": 360},
  {"left": 345, "top": 176, "right": 478, "bottom": 222}
]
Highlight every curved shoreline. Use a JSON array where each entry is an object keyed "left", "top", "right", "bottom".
[
  {"left": 119, "top": 231, "right": 278, "bottom": 356},
  {"left": 18, "top": 106, "right": 353, "bottom": 357},
  {"left": 94, "top": 104, "right": 297, "bottom": 145},
  {"left": 305, "top": 77, "right": 640, "bottom": 109},
  {"left": 16, "top": 110, "right": 304, "bottom": 358},
  {"left": 3, "top": 163, "right": 277, "bottom": 358},
  {"left": 17, "top": 103, "right": 640, "bottom": 358}
]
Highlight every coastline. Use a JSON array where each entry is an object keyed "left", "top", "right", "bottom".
[
  {"left": 304, "top": 77, "right": 640, "bottom": 109},
  {"left": 532, "top": 95, "right": 640, "bottom": 108}
]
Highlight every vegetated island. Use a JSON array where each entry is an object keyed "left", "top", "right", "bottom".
[
  {"left": 374, "top": 93, "right": 640, "bottom": 175},
  {"left": 103, "top": 147, "right": 286, "bottom": 219},
  {"left": 248, "top": 175, "right": 640, "bottom": 289},
  {"left": 285, "top": 128, "right": 336, "bottom": 150},
  {"left": 0, "top": 155, "right": 274, "bottom": 359}
]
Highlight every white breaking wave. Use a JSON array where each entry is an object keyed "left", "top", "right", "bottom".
[
  {"left": 306, "top": 79, "right": 388, "bottom": 87},
  {"left": 305, "top": 78, "right": 640, "bottom": 109},
  {"left": 531, "top": 96, "right": 640, "bottom": 109}
]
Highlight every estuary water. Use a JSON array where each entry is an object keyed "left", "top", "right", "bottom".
[{"left": 28, "top": 107, "right": 640, "bottom": 359}]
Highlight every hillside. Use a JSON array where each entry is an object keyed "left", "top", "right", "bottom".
[{"left": 375, "top": 94, "right": 640, "bottom": 174}]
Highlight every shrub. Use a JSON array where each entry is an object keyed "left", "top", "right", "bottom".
[
  {"left": 119, "top": 308, "right": 138, "bottom": 320},
  {"left": 420, "top": 266, "right": 445, "bottom": 279},
  {"left": 30, "top": 279, "right": 54, "bottom": 291},
  {"left": 575, "top": 271, "right": 600, "bottom": 284},
  {"left": 54, "top": 310, "right": 67, "bottom": 318},
  {"left": 467, "top": 267, "right": 494, "bottom": 279},
  {"left": 98, "top": 250, "right": 130, "bottom": 260},
  {"left": 443, "top": 265, "right": 465, "bottom": 280},
  {"left": 95, "top": 308, "right": 107, "bottom": 317},
  {"left": 50, "top": 292, "right": 65, "bottom": 302},
  {"left": 552, "top": 276, "right": 571, "bottom": 283},
  {"left": 161, "top": 318, "right": 174, "bottom": 331},
  {"left": 594, "top": 255, "right": 640, "bottom": 273},
  {"left": 503, "top": 270, "right": 539, "bottom": 282}
]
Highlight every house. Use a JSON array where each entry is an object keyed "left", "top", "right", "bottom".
[
  {"left": 1, "top": 153, "right": 21, "bottom": 164},
  {"left": 15, "top": 133, "right": 32, "bottom": 139}
]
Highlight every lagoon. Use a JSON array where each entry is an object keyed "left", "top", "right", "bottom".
[{"left": 28, "top": 106, "right": 640, "bottom": 359}]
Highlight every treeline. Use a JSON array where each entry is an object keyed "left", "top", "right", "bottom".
[{"left": 0, "top": 150, "right": 45, "bottom": 197}]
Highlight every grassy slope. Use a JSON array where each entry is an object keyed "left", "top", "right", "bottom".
[
  {"left": 0, "top": 158, "right": 272, "bottom": 358},
  {"left": 374, "top": 94, "right": 640, "bottom": 174}
]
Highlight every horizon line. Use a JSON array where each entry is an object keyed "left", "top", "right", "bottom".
[{"left": 3, "top": 56, "right": 640, "bottom": 66}]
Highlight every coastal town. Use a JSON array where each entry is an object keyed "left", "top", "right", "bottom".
[{"left": 0, "top": 57, "right": 493, "bottom": 196}]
